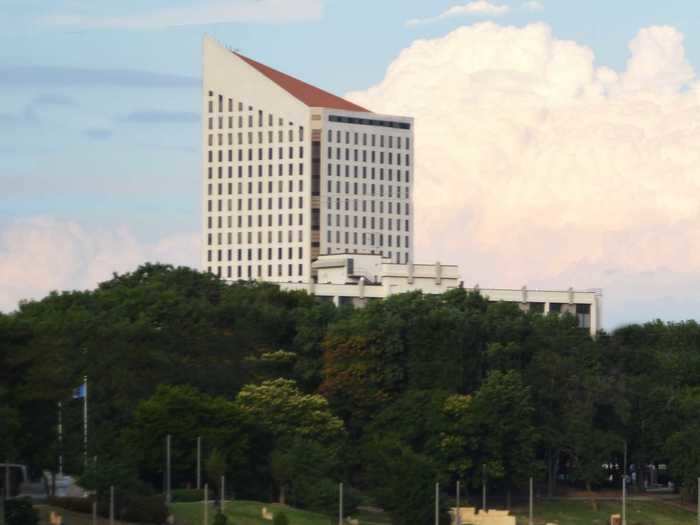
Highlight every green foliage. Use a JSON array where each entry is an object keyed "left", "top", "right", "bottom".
[
  {"left": 119, "top": 494, "right": 168, "bottom": 524},
  {"left": 5, "top": 264, "right": 700, "bottom": 520},
  {"left": 236, "top": 379, "right": 344, "bottom": 445},
  {"left": 212, "top": 511, "right": 228, "bottom": 525},
  {"left": 4, "top": 499, "right": 38, "bottom": 525},
  {"left": 170, "top": 489, "right": 205, "bottom": 502},
  {"left": 78, "top": 459, "right": 145, "bottom": 496},
  {"left": 46, "top": 497, "right": 94, "bottom": 514},
  {"left": 363, "top": 436, "right": 448, "bottom": 525},
  {"left": 272, "top": 511, "right": 289, "bottom": 525},
  {"left": 206, "top": 449, "right": 226, "bottom": 495},
  {"left": 124, "top": 384, "right": 247, "bottom": 489}
]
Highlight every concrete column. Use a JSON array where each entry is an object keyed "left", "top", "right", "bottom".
[
  {"left": 332, "top": 296, "right": 340, "bottom": 307},
  {"left": 590, "top": 296, "right": 599, "bottom": 336}
]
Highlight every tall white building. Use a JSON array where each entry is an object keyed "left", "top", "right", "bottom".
[
  {"left": 202, "top": 36, "right": 413, "bottom": 283},
  {"left": 201, "top": 36, "right": 602, "bottom": 334}
]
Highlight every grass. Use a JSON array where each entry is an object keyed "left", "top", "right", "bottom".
[
  {"left": 172, "top": 500, "right": 393, "bottom": 525},
  {"left": 511, "top": 499, "right": 696, "bottom": 525},
  {"left": 172, "top": 500, "right": 331, "bottom": 525}
]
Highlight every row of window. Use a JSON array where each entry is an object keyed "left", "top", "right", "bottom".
[
  {"left": 327, "top": 181, "right": 409, "bottom": 199},
  {"left": 208, "top": 246, "right": 304, "bottom": 262},
  {"left": 207, "top": 229, "right": 304, "bottom": 245},
  {"left": 327, "top": 230, "right": 410, "bottom": 249},
  {"left": 327, "top": 164, "right": 411, "bottom": 183},
  {"left": 327, "top": 128, "right": 411, "bottom": 148},
  {"left": 327, "top": 147, "right": 409, "bottom": 166},
  {"left": 207, "top": 264, "right": 305, "bottom": 280},
  {"left": 207, "top": 146, "right": 304, "bottom": 163},
  {"left": 208, "top": 130, "right": 302, "bottom": 147},
  {"left": 208, "top": 180, "right": 304, "bottom": 195},
  {"left": 328, "top": 214, "right": 409, "bottom": 232},
  {"left": 205, "top": 180, "right": 408, "bottom": 201},
  {"left": 206, "top": 92, "right": 303, "bottom": 133},
  {"left": 206, "top": 164, "right": 305, "bottom": 179},
  {"left": 328, "top": 115, "right": 411, "bottom": 130},
  {"left": 207, "top": 211, "right": 305, "bottom": 228}
]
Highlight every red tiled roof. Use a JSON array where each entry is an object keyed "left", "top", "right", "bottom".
[{"left": 234, "top": 52, "right": 370, "bottom": 113}]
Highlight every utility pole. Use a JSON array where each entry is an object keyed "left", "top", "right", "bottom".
[
  {"left": 109, "top": 485, "right": 115, "bottom": 525},
  {"left": 529, "top": 477, "right": 534, "bottom": 525},
  {"left": 92, "top": 500, "right": 97, "bottom": 525},
  {"left": 696, "top": 477, "right": 699, "bottom": 525},
  {"left": 622, "top": 441, "right": 627, "bottom": 525},
  {"left": 197, "top": 437, "right": 202, "bottom": 490},
  {"left": 58, "top": 402, "right": 63, "bottom": 476},
  {"left": 456, "top": 480, "right": 461, "bottom": 525},
  {"left": 83, "top": 376, "right": 88, "bottom": 470},
  {"left": 482, "top": 465, "right": 487, "bottom": 511},
  {"left": 220, "top": 475, "right": 225, "bottom": 512},
  {"left": 435, "top": 482, "right": 439, "bottom": 525},
  {"left": 4, "top": 460, "right": 9, "bottom": 499},
  {"left": 203, "top": 484, "right": 209, "bottom": 525},
  {"left": 166, "top": 435, "right": 171, "bottom": 505},
  {"left": 622, "top": 476, "right": 626, "bottom": 525},
  {"left": 338, "top": 482, "right": 343, "bottom": 525}
]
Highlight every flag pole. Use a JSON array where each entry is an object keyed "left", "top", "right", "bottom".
[
  {"left": 83, "top": 376, "right": 88, "bottom": 470},
  {"left": 58, "top": 402, "right": 64, "bottom": 476}
]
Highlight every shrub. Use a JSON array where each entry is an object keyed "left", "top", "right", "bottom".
[
  {"left": 5, "top": 498, "right": 39, "bottom": 525},
  {"left": 170, "top": 489, "right": 205, "bottom": 503},
  {"left": 120, "top": 495, "right": 168, "bottom": 524},
  {"left": 47, "top": 496, "right": 94, "bottom": 514},
  {"left": 272, "top": 511, "right": 289, "bottom": 525},
  {"left": 212, "top": 511, "right": 228, "bottom": 525}
]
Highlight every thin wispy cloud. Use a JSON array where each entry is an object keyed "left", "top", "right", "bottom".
[
  {"left": 407, "top": 1, "right": 510, "bottom": 26},
  {"left": 41, "top": 0, "right": 323, "bottom": 29},
  {"left": 83, "top": 128, "right": 113, "bottom": 141},
  {"left": 121, "top": 110, "right": 199, "bottom": 125},
  {"left": 523, "top": 1, "right": 544, "bottom": 10},
  {"left": 32, "top": 93, "right": 76, "bottom": 107},
  {"left": 0, "top": 66, "right": 198, "bottom": 89}
]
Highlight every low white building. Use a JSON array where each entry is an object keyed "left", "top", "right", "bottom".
[{"left": 280, "top": 253, "right": 602, "bottom": 335}]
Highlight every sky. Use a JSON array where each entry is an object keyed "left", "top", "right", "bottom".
[{"left": 1, "top": 0, "right": 700, "bottom": 330}]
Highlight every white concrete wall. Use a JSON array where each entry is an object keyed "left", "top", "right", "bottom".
[
  {"left": 202, "top": 36, "right": 312, "bottom": 283},
  {"left": 319, "top": 108, "right": 414, "bottom": 265}
]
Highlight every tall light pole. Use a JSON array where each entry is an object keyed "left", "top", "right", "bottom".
[
  {"left": 622, "top": 441, "right": 627, "bottom": 525},
  {"left": 456, "top": 480, "right": 461, "bottom": 525},
  {"left": 482, "top": 465, "right": 487, "bottom": 511},
  {"left": 166, "top": 435, "right": 172, "bottom": 505},
  {"left": 338, "top": 482, "right": 343, "bottom": 525},
  {"left": 197, "top": 437, "right": 202, "bottom": 490},
  {"left": 529, "top": 477, "right": 534, "bottom": 525},
  {"left": 203, "top": 484, "right": 209, "bottom": 525},
  {"left": 435, "top": 482, "right": 439, "bottom": 525}
]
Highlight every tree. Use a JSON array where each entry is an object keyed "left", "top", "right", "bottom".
[
  {"left": 206, "top": 449, "right": 226, "bottom": 500},
  {"left": 457, "top": 370, "right": 537, "bottom": 508},
  {"left": 236, "top": 379, "right": 345, "bottom": 444},
  {"left": 124, "top": 385, "right": 248, "bottom": 490},
  {"left": 363, "top": 436, "right": 449, "bottom": 525}
]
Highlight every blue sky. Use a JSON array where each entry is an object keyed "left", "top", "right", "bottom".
[{"left": 2, "top": 0, "right": 700, "bottom": 328}]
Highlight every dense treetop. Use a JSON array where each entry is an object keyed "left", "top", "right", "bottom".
[{"left": 2, "top": 263, "right": 700, "bottom": 524}]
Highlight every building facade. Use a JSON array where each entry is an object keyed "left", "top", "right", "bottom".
[
  {"left": 202, "top": 36, "right": 413, "bottom": 283},
  {"left": 281, "top": 253, "right": 602, "bottom": 335},
  {"left": 201, "top": 36, "right": 603, "bottom": 335}
]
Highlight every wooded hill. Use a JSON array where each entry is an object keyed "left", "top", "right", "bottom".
[{"left": 2, "top": 264, "right": 699, "bottom": 524}]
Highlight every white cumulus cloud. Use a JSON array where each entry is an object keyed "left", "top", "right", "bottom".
[
  {"left": 0, "top": 218, "right": 199, "bottom": 312},
  {"left": 407, "top": 1, "right": 510, "bottom": 26},
  {"left": 42, "top": 0, "right": 323, "bottom": 29},
  {"left": 347, "top": 22, "right": 700, "bottom": 328}
]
